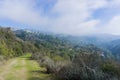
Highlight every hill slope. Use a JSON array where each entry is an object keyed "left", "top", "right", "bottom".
[
  {"left": 0, "top": 27, "right": 36, "bottom": 62},
  {"left": 15, "top": 30, "right": 113, "bottom": 60}
]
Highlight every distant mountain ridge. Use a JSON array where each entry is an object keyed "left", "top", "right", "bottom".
[
  {"left": 104, "top": 39, "right": 120, "bottom": 60},
  {"left": 58, "top": 34, "right": 120, "bottom": 45}
]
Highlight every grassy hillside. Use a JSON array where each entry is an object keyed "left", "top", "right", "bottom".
[{"left": 0, "top": 27, "right": 37, "bottom": 63}]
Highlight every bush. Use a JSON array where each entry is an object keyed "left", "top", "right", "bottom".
[
  {"left": 39, "top": 56, "right": 68, "bottom": 74},
  {"left": 57, "top": 63, "right": 118, "bottom": 80},
  {"left": 101, "top": 61, "right": 120, "bottom": 79},
  {"left": 0, "top": 55, "right": 6, "bottom": 65},
  {"left": 31, "top": 52, "right": 44, "bottom": 60},
  {"left": 101, "top": 63, "right": 117, "bottom": 74}
]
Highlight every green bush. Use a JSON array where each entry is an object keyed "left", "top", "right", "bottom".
[
  {"left": 57, "top": 63, "right": 118, "bottom": 80},
  {"left": 39, "top": 56, "right": 67, "bottom": 74},
  {"left": 101, "top": 63, "right": 117, "bottom": 74}
]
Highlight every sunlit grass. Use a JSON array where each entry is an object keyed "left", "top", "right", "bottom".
[{"left": 0, "top": 53, "right": 58, "bottom": 80}]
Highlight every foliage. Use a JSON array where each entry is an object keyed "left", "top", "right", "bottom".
[
  {"left": 0, "top": 27, "right": 37, "bottom": 60},
  {"left": 56, "top": 54, "right": 120, "bottom": 80},
  {"left": 13, "top": 29, "right": 120, "bottom": 80}
]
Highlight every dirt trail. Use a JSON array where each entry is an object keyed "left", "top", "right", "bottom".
[
  {"left": 0, "top": 54, "right": 55, "bottom": 80},
  {"left": 0, "top": 58, "right": 27, "bottom": 80}
]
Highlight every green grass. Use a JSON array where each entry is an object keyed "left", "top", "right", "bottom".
[
  {"left": 0, "top": 53, "right": 58, "bottom": 80},
  {"left": 25, "top": 53, "right": 56, "bottom": 80}
]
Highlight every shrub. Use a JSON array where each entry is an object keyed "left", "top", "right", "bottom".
[
  {"left": 101, "top": 63, "right": 117, "bottom": 74},
  {"left": 40, "top": 56, "right": 68, "bottom": 74},
  {"left": 57, "top": 63, "right": 119, "bottom": 80}
]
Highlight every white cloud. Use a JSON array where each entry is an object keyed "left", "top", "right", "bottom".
[
  {"left": 48, "top": 0, "right": 107, "bottom": 35},
  {"left": 109, "top": 0, "right": 120, "bottom": 8},
  {"left": 100, "top": 15, "right": 120, "bottom": 35},
  {"left": 0, "top": 0, "right": 48, "bottom": 26},
  {"left": 0, "top": 0, "right": 120, "bottom": 35}
]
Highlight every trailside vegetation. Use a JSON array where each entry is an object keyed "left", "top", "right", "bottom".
[
  {"left": 0, "top": 27, "right": 120, "bottom": 80},
  {"left": 16, "top": 29, "right": 120, "bottom": 80},
  {"left": 0, "top": 27, "right": 37, "bottom": 64}
]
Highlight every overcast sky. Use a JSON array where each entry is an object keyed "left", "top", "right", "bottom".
[{"left": 0, "top": 0, "right": 120, "bottom": 35}]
